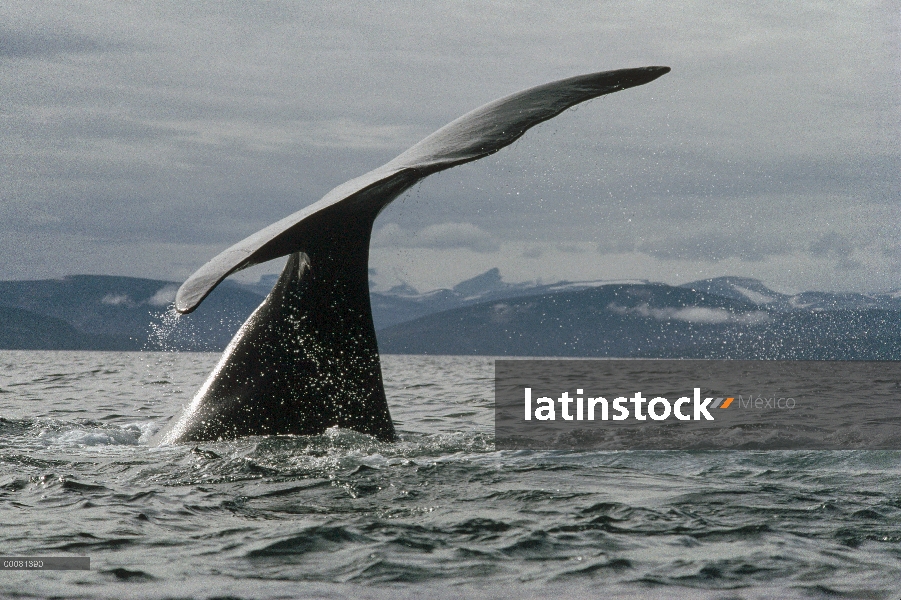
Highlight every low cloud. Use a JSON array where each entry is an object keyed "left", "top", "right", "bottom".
[
  {"left": 101, "top": 293, "right": 132, "bottom": 306},
  {"left": 146, "top": 285, "right": 177, "bottom": 307},
  {"left": 608, "top": 303, "right": 771, "bottom": 325},
  {"left": 372, "top": 222, "right": 499, "bottom": 253}
]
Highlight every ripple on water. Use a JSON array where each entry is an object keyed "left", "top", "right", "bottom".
[{"left": 0, "top": 352, "right": 899, "bottom": 599}]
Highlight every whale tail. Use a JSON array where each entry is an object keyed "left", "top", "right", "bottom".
[
  {"left": 159, "top": 66, "right": 670, "bottom": 444},
  {"left": 161, "top": 247, "right": 395, "bottom": 444}
]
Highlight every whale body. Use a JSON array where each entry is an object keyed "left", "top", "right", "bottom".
[{"left": 159, "top": 66, "right": 670, "bottom": 445}]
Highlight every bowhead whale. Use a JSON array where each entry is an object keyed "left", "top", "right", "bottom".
[{"left": 159, "top": 66, "right": 670, "bottom": 445}]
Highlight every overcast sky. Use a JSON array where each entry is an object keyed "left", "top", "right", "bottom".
[{"left": 3, "top": 1, "right": 899, "bottom": 294}]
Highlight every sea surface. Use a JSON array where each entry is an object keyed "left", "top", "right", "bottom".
[{"left": 0, "top": 350, "right": 899, "bottom": 599}]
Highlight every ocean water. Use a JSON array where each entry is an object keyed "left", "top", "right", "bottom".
[{"left": 0, "top": 350, "right": 899, "bottom": 599}]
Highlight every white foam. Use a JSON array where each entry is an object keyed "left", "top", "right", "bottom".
[{"left": 36, "top": 422, "right": 154, "bottom": 448}]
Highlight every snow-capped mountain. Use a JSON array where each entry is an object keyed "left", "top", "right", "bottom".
[
  {"left": 679, "top": 276, "right": 901, "bottom": 312},
  {"left": 1, "top": 271, "right": 898, "bottom": 354}
]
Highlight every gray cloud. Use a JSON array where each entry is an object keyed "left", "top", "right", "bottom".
[
  {"left": 0, "top": 1, "right": 897, "bottom": 294},
  {"left": 809, "top": 232, "right": 852, "bottom": 259},
  {"left": 372, "top": 223, "right": 500, "bottom": 254},
  {"left": 555, "top": 243, "right": 587, "bottom": 254},
  {"left": 883, "top": 245, "right": 901, "bottom": 261},
  {"left": 808, "top": 232, "right": 866, "bottom": 272},
  {"left": 597, "top": 230, "right": 792, "bottom": 262},
  {"left": 0, "top": 26, "right": 127, "bottom": 58},
  {"left": 632, "top": 232, "right": 792, "bottom": 262}
]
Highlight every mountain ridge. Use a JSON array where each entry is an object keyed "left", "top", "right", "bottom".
[{"left": 1, "top": 271, "right": 898, "bottom": 354}]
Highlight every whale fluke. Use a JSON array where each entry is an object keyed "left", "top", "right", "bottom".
[
  {"left": 160, "top": 66, "right": 669, "bottom": 444},
  {"left": 174, "top": 67, "right": 670, "bottom": 314}
]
